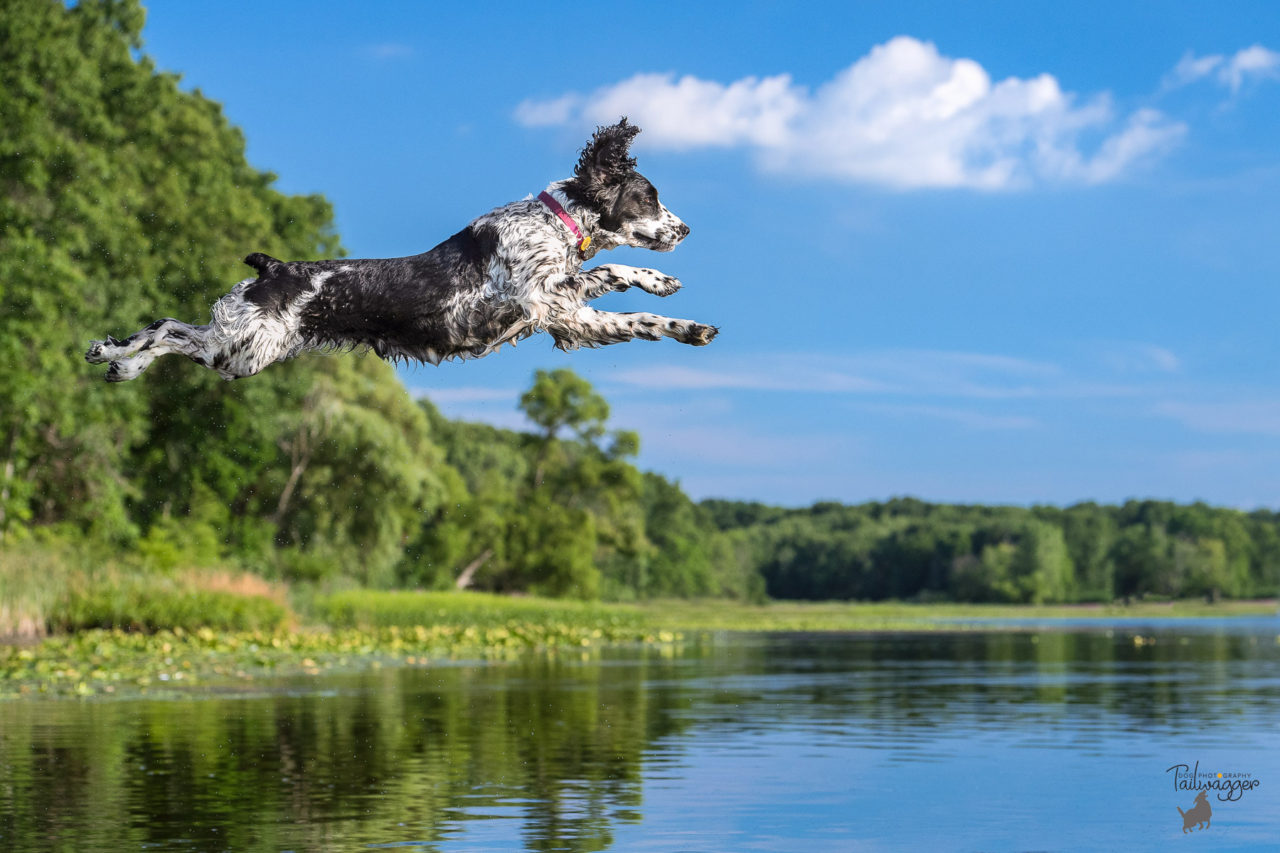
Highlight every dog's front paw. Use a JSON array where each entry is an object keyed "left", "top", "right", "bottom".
[
  {"left": 634, "top": 270, "right": 682, "bottom": 297},
  {"left": 682, "top": 323, "right": 718, "bottom": 347},
  {"left": 647, "top": 274, "right": 682, "bottom": 297},
  {"left": 85, "top": 340, "right": 109, "bottom": 363}
]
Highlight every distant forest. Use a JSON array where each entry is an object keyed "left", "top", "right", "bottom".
[{"left": 3, "top": 1, "right": 1278, "bottom": 605}]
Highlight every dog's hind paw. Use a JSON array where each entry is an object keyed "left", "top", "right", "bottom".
[
  {"left": 87, "top": 335, "right": 132, "bottom": 363},
  {"left": 104, "top": 360, "right": 145, "bottom": 382}
]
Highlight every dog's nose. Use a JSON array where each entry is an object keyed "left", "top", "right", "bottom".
[{"left": 677, "top": 222, "right": 690, "bottom": 238}]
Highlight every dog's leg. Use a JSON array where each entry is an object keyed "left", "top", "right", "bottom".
[
  {"left": 86, "top": 319, "right": 182, "bottom": 364},
  {"left": 89, "top": 269, "right": 317, "bottom": 382},
  {"left": 88, "top": 318, "right": 213, "bottom": 382},
  {"left": 574, "top": 264, "right": 682, "bottom": 300},
  {"left": 551, "top": 307, "right": 717, "bottom": 348}
]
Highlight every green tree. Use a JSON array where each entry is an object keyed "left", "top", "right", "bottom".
[
  {"left": 952, "top": 543, "right": 1019, "bottom": 602},
  {"left": 270, "top": 356, "right": 450, "bottom": 587},
  {"left": 1168, "top": 536, "right": 1232, "bottom": 600},
  {"left": 0, "top": 0, "right": 339, "bottom": 548},
  {"left": 637, "top": 473, "right": 717, "bottom": 598},
  {"left": 1060, "top": 503, "right": 1117, "bottom": 601},
  {"left": 1009, "top": 521, "right": 1074, "bottom": 603},
  {"left": 521, "top": 367, "right": 610, "bottom": 488},
  {"left": 516, "top": 369, "right": 643, "bottom": 598},
  {"left": 520, "top": 368, "right": 611, "bottom": 444},
  {"left": 400, "top": 403, "right": 531, "bottom": 591},
  {"left": 506, "top": 501, "right": 599, "bottom": 598},
  {"left": 1111, "top": 523, "right": 1171, "bottom": 598}
]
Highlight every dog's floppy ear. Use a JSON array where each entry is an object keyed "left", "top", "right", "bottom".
[{"left": 574, "top": 117, "right": 640, "bottom": 195}]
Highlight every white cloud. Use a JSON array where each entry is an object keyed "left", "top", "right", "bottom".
[
  {"left": 518, "top": 73, "right": 803, "bottom": 150},
  {"left": 1142, "top": 345, "right": 1181, "bottom": 373},
  {"left": 516, "top": 36, "right": 1185, "bottom": 190},
  {"left": 854, "top": 403, "right": 1040, "bottom": 431},
  {"left": 608, "top": 363, "right": 886, "bottom": 393},
  {"left": 1168, "top": 53, "right": 1227, "bottom": 88},
  {"left": 514, "top": 94, "right": 579, "bottom": 127},
  {"left": 1166, "top": 44, "right": 1280, "bottom": 92},
  {"left": 1158, "top": 400, "right": 1280, "bottom": 436},
  {"left": 1224, "top": 45, "right": 1280, "bottom": 91},
  {"left": 1044, "top": 108, "right": 1184, "bottom": 185},
  {"left": 607, "top": 350, "right": 1087, "bottom": 400},
  {"left": 410, "top": 385, "right": 529, "bottom": 430},
  {"left": 1097, "top": 342, "right": 1181, "bottom": 374},
  {"left": 626, "top": 425, "right": 842, "bottom": 467},
  {"left": 418, "top": 386, "right": 520, "bottom": 404},
  {"left": 841, "top": 349, "right": 1067, "bottom": 399}
]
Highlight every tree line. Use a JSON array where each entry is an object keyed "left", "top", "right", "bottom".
[
  {"left": 705, "top": 497, "right": 1280, "bottom": 603},
  {"left": 3, "top": 0, "right": 1278, "bottom": 607}
]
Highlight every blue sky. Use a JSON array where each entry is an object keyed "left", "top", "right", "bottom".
[{"left": 139, "top": 1, "right": 1280, "bottom": 508}]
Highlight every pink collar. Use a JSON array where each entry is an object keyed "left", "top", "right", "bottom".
[{"left": 538, "top": 191, "right": 591, "bottom": 255}]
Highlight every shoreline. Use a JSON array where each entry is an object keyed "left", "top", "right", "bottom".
[{"left": 2, "top": 596, "right": 1275, "bottom": 698}]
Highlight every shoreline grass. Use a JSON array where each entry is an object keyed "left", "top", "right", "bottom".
[
  {"left": 1, "top": 590, "right": 1274, "bottom": 698},
  {"left": 639, "top": 597, "right": 1279, "bottom": 632},
  {"left": 316, "top": 590, "right": 1278, "bottom": 635},
  {"left": 317, "top": 589, "right": 651, "bottom": 632}
]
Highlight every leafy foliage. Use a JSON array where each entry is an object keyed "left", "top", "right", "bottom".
[
  {"left": 713, "top": 498, "right": 1280, "bottom": 603},
  {"left": 2, "top": 2, "right": 1277, "bottom": 634}
]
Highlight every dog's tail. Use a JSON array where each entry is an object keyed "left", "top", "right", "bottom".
[
  {"left": 1176, "top": 806, "right": 1186, "bottom": 817},
  {"left": 244, "top": 252, "right": 285, "bottom": 278}
]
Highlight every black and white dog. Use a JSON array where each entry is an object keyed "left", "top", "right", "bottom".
[{"left": 86, "top": 118, "right": 716, "bottom": 382}]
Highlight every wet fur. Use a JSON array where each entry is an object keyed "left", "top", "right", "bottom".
[{"left": 86, "top": 119, "right": 715, "bottom": 382}]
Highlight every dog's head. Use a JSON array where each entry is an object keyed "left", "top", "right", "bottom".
[{"left": 566, "top": 118, "right": 689, "bottom": 252}]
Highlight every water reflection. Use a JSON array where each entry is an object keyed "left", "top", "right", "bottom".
[{"left": 1, "top": 621, "right": 1277, "bottom": 851}]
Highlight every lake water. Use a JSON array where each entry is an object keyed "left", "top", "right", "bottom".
[{"left": 1, "top": 619, "right": 1278, "bottom": 851}]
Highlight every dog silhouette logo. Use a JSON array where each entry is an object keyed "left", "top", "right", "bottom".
[{"left": 1177, "top": 789, "right": 1212, "bottom": 833}]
